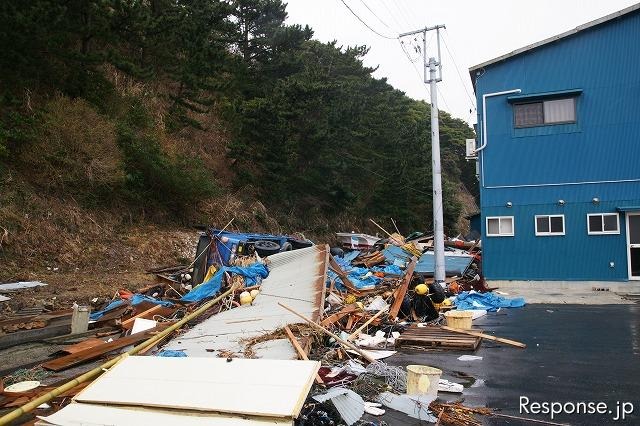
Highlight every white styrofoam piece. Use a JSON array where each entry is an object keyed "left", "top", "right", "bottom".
[
  {"left": 377, "top": 392, "right": 436, "bottom": 421},
  {"left": 471, "top": 310, "right": 487, "bottom": 320},
  {"left": 74, "top": 356, "right": 319, "bottom": 419},
  {"left": 0, "top": 295, "right": 10, "bottom": 302},
  {"left": 37, "top": 402, "right": 292, "bottom": 426},
  {"left": 0, "top": 281, "right": 47, "bottom": 291},
  {"left": 347, "top": 349, "right": 396, "bottom": 360},
  {"left": 457, "top": 355, "right": 483, "bottom": 361},
  {"left": 438, "top": 379, "right": 464, "bottom": 393},
  {"left": 131, "top": 318, "right": 157, "bottom": 335}
]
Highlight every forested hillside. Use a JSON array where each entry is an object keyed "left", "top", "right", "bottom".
[{"left": 0, "top": 0, "right": 476, "bottom": 274}]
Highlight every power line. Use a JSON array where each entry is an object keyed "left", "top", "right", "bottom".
[
  {"left": 399, "top": 39, "right": 430, "bottom": 97},
  {"left": 358, "top": 0, "right": 395, "bottom": 32},
  {"left": 392, "top": 0, "right": 413, "bottom": 28},
  {"left": 378, "top": 0, "right": 404, "bottom": 30},
  {"left": 437, "top": 86, "right": 452, "bottom": 113},
  {"left": 339, "top": 0, "right": 397, "bottom": 40},
  {"left": 442, "top": 29, "right": 477, "bottom": 111}
]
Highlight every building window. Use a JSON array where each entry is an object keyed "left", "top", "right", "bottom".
[
  {"left": 486, "top": 216, "right": 514, "bottom": 237},
  {"left": 587, "top": 213, "right": 620, "bottom": 235},
  {"left": 535, "top": 215, "right": 565, "bottom": 236},
  {"left": 514, "top": 97, "right": 576, "bottom": 128}
]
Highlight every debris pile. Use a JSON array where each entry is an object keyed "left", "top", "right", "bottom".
[{"left": 0, "top": 221, "right": 530, "bottom": 425}]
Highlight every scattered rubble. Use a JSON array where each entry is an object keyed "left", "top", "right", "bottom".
[{"left": 0, "top": 221, "right": 529, "bottom": 425}]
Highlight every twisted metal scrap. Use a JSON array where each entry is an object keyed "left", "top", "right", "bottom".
[
  {"left": 366, "top": 361, "right": 407, "bottom": 392},
  {"left": 349, "top": 361, "right": 408, "bottom": 399}
]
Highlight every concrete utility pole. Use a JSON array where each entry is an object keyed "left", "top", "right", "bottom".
[{"left": 399, "top": 24, "right": 446, "bottom": 285}]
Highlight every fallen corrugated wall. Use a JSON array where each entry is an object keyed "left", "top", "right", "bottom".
[{"left": 163, "top": 244, "right": 329, "bottom": 358}]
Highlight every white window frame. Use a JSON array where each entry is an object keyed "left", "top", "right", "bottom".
[
  {"left": 587, "top": 213, "right": 620, "bottom": 235},
  {"left": 513, "top": 97, "right": 577, "bottom": 128},
  {"left": 535, "top": 214, "right": 565, "bottom": 236},
  {"left": 486, "top": 216, "right": 514, "bottom": 237}
]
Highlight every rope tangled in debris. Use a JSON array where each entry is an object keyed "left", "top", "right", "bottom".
[{"left": 4, "top": 367, "right": 50, "bottom": 386}]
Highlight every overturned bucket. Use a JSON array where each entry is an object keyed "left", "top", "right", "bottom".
[{"left": 406, "top": 365, "right": 442, "bottom": 397}]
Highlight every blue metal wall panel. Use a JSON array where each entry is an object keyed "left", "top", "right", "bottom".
[
  {"left": 475, "top": 11, "right": 640, "bottom": 192},
  {"left": 473, "top": 9, "right": 640, "bottom": 281},
  {"left": 481, "top": 201, "right": 631, "bottom": 281}
]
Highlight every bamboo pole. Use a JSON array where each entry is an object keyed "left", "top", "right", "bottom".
[
  {"left": 369, "top": 218, "right": 403, "bottom": 245},
  {"left": 0, "top": 285, "right": 238, "bottom": 425},
  {"left": 278, "top": 302, "right": 377, "bottom": 363},
  {"left": 346, "top": 306, "right": 388, "bottom": 341}
]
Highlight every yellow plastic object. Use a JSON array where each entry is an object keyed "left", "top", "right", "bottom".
[
  {"left": 442, "top": 298, "right": 452, "bottom": 306},
  {"left": 203, "top": 265, "right": 218, "bottom": 282},
  {"left": 401, "top": 243, "right": 422, "bottom": 257},
  {"left": 250, "top": 289, "right": 260, "bottom": 299},
  {"left": 344, "top": 294, "right": 357, "bottom": 304},
  {"left": 415, "top": 283, "right": 428, "bottom": 295},
  {"left": 444, "top": 310, "right": 473, "bottom": 329},
  {"left": 355, "top": 302, "right": 364, "bottom": 310},
  {"left": 406, "top": 365, "right": 442, "bottom": 397},
  {"left": 239, "top": 291, "right": 253, "bottom": 305}
]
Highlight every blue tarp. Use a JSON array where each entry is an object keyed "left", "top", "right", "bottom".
[
  {"left": 130, "top": 294, "right": 175, "bottom": 308},
  {"left": 180, "top": 262, "right": 269, "bottom": 303},
  {"left": 226, "top": 263, "right": 269, "bottom": 286},
  {"left": 89, "top": 299, "right": 125, "bottom": 321},
  {"left": 156, "top": 350, "right": 187, "bottom": 357},
  {"left": 382, "top": 246, "right": 474, "bottom": 277},
  {"left": 328, "top": 252, "right": 403, "bottom": 290},
  {"left": 372, "top": 264, "right": 403, "bottom": 275},
  {"left": 453, "top": 291, "right": 526, "bottom": 312}
]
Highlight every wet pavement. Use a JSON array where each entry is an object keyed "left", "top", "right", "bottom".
[{"left": 376, "top": 303, "right": 640, "bottom": 425}]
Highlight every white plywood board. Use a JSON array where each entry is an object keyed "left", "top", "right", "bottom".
[
  {"left": 37, "top": 402, "right": 292, "bottom": 426},
  {"left": 74, "top": 356, "right": 319, "bottom": 418}
]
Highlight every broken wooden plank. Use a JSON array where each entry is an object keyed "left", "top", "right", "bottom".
[
  {"left": 347, "top": 307, "right": 388, "bottom": 341},
  {"left": 441, "top": 325, "right": 527, "bottom": 348},
  {"left": 321, "top": 305, "right": 359, "bottom": 327},
  {"left": 283, "top": 326, "right": 323, "bottom": 384},
  {"left": 42, "top": 325, "right": 168, "bottom": 371},
  {"left": 388, "top": 257, "right": 417, "bottom": 320},
  {"left": 57, "top": 338, "right": 106, "bottom": 355}
]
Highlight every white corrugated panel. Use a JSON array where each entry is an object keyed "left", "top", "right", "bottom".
[
  {"left": 164, "top": 245, "right": 328, "bottom": 358},
  {"left": 312, "top": 387, "right": 364, "bottom": 426}
]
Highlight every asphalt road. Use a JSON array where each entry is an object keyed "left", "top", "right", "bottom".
[{"left": 378, "top": 303, "right": 640, "bottom": 425}]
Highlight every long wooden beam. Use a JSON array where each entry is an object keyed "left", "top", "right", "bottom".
[{"left": 388, "top": 257, "right": 417, "bottom": 320}]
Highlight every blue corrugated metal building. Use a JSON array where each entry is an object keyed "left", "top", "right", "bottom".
[{"left": 469, "top": 4, "right": 640, "bottom": 283}]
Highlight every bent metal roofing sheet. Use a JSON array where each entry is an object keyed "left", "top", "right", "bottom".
[{"left": 164, "top": 244, "right": 329, "bottom": 358}]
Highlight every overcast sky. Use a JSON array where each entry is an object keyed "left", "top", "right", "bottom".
[{"left": 285, "top": 0, "right": 638, "bottom": 124}]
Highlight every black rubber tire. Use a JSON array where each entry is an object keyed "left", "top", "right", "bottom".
[
  {"left": 281, "top": 242, "right": 293, "bottom": 251},
  {"left": 290, "top": 239, "right": 313, "bottom": 249},
  {"left": 330, "top": 247, "right": 344, "bottom": 258},
  {"left": 254, "top": 240, "right": 281, "bottom": 257}
]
